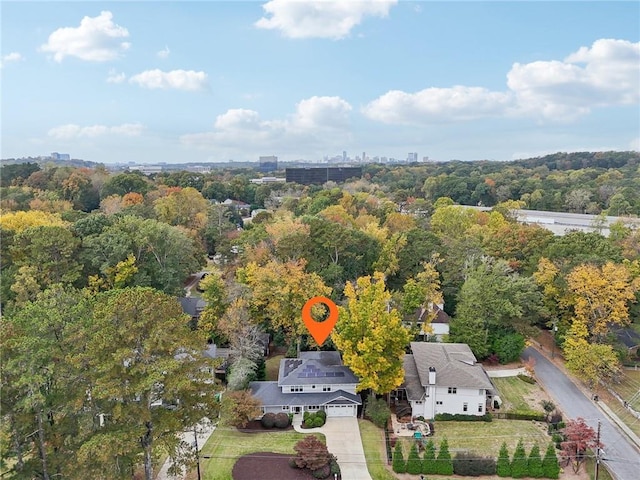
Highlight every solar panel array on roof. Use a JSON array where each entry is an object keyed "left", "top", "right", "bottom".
[{"left": 297, "top": 364, "right": 345, "bottom": 378}]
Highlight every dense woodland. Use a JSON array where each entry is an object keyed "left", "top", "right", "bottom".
[{"left": 1, "top": 151, "right": 639, "bottom": 478}]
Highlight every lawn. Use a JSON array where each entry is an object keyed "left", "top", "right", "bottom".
[
  {"left": 265, "top": 354, "right": 284, "bottom": 381},
  {"left": 613, "top": 369, "right": 640, "bottom": 410},
  {"left": 199, "top": 426, "right": 322, "bottom": 480},
  {"left": 492, "top": 376, "right": 546, "bottom": 414},
  {"left": 358, "top": 419, "right": 397, "bottom": 480}
]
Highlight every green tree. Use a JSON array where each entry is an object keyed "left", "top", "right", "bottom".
[
  {"left": 542, "top": 442, "right": 560, "bottom": 479},
  {"left": 392, "top": 441, "right": 406, "bottom": 473},
  {"left": 364, "top": 396, "right": 391, "bottom": 429},
  {"left": 497, "top": 442, "right": 511, "bottom": 477},
  {"left": 70, "top": 287, "right": 218, "bottom": 480},
  {"left": 333, "top": 272, "right": 411, "bottom": 394},
  {"left": 422, "top": 438, "right": 437, "bottom": 474},
  {"left": 406, "top": 442, "right": 422, "bottom": 474},
  {"left": 528, "top": 443, "right": 544, "bottom": 478},
  {"left": 511, "top": 439, "right": 528, "bottom": 478},
  {"left": 101, "top": 171, "right": 151, "bottom": 198},
  {"left": 436, "top": 437, "right": 454, "bottom": 475}
]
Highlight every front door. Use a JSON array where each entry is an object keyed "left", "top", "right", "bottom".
[{"left": 293, "top": 406, "right": 302, "bottom": 414}]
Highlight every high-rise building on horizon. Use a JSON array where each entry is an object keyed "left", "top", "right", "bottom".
[{"left": 259, "top": 155, "right": 278, "bottom": 172}]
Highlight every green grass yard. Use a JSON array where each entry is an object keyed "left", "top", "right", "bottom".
[
  {"left": 492, "top": 376, "right": 546, "bottom": 414},
  {"left": 358, "top": 419, "right": 397, "bottom": 480},
  {"left": 613, "top": 369, "right": 640, "bottom": 410},
  {"left": 199, "top": 427, "right": 322, "bottom": 480}
]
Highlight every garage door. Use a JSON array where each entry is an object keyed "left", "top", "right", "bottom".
[{"left": 326, "top": 405, "right": 355, "bottom": 417}]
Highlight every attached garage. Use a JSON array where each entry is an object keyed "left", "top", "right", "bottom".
[{"left": 326, "top": 404, "right": 356, "bottom": 417}]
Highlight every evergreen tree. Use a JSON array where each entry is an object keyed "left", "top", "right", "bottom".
[
  {"left": 528, "top": 443, "right": 544, "bottom": 478},
  {"left": 497, "top": 441, "right": 511, "bottom": 477},
  {"left": 542, "top": 442, "right": 561, "bottom": 479},
  {"left": 422, "top": 438, "right": 437, "bottom": 474},
  {"left": 511, "top": 439, "right": 528, "bottom": 478},
  {"left": 392, "top": 441, "right": 406, "bottom": 473},
  {"left": 406, "top": 442, "right": 422, "bottom": 474},
  {"left": 436, "top": 437, "right": 454, "bottom": 475}
]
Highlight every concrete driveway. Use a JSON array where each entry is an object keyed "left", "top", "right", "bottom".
[{"left": 294, "top": 416, "right": 372, "bottom": 480}]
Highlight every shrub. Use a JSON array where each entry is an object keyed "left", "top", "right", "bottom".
[
  {"left": 493, "top": 333, "right": 525, "bottom": 364},
  {"left": 303, "top": 411, "right": 310, "bottom": 421},
  {"left": 365, "top": 396, "right": 391, "bottom": 429},
  {"left": 406, "top": 443, "right": 422, "bottom": 474},
  {"left": 435, "top": 438, "right": 454, "bottom": 475},
  {"left": 313, "top": 416, "right": 325, "bottom": 428},
  {"left": 497, "top": 442, "right": 511, "bottom": 477},
  {"left": 311, "top": 465, "right": 331, "bottom": 479},
  {"left": 422, "top": 439, "right": 436, "bottom": 474},
  {"left": 261, "top": 412, "right": 276, "bottom": 429},
  {"left": 528, "top": 443, "right": 544, "bottom": 478},
  {"left": 542, "top": 442, "right": 560, "bottom": 479},
  {"left": 511, "top": 439, "right": 528, "bottom": 478},
  {"left": 274, "top": 412, "right": 291, "bottom": 428},
  {"left": 304, "top": 417, "right": 316, "bottom": 428},
  {"left": 517, "top": 373, "right": 536, "bottom": 384},
  {"left": 435, "top": 413, "right": 492, "bottom": 422},
  {"left": 316, "top": 410, "right": 327, "bottom": 421},
  {"left": 453, "top": 452, "right": 497, "bottom": 476},
  {"left": 551, "top": 433, "right": 564, "bottom": 449},
  {"left": 329, "top": 454, "right": 340, "bottom": 476},
  {"left": 392, "top": 441, "right": 406, "bottom": 473},
  {"left": 294, "top": 436, "right": 331, "bottom": 471}
]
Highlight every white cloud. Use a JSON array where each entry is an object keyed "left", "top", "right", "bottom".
[
  {"left": 107, "top": 69, "right": 126, "bottom": 84},
  {"left": 48, "top": 123, "right": 143, "bottom": 140},
  {"left": 363, "top": 86, "right": 514, "bottom": 124},
  {"left": 364, "top": 38, "right": 639, "bottom": 125},
  {"left": 1, "top": 52, "right": 23, "bottom": 67},
  {"left": 40, "top": 11, "right": 130, "bottom": 62},
  {"left": 157, "top": 46, "right": 170, "bottom": 59},
  {"left": 181, "top": 95, "right": 352, "bottom": 153},
  {"left": 129, "top": 69, "right": 209, "bottom": 91},
  {"left": 255, "top": 0, "right": 397, "bottom": 39}
]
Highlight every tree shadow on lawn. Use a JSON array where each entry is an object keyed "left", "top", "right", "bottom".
[{"left": 232, "top": 452, "right": 316, "bottom": 480}]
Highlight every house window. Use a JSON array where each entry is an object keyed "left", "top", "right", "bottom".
[
  {"left": 436, "top": 401, "right": 443, "bottom": 405},
  {"left": 308, "top": 405, "right": 319, "bottom": 410},
  {"left": 463, "top": 403, "right": 468, "bottom": 412},
  {"left": 322, "top": 386, "right": 331, "bottom": 392},
  {"left": 479, "top": 389, "right": 484, "bottom": 395},
  {"left": 290, "top": 386, "right": 302, "bottom": 392},
  {"left": 448, "top": 387, "right": 457, "bottom": 394},
  {"left": 416, "top": 401, "right": 422, "bottom": 405},
  {"left": 282, "top": 406, "right": 289, "bottom": 411},
  {"left": 478, "top": 403, "right": 483, "bottom": 413}
]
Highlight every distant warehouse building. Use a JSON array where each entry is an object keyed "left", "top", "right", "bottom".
[{"left": 285, "top": 167, "right": 362, "bottom": 185}]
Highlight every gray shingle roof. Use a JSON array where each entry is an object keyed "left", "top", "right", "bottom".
[
  {"left": 402, "top": 354, "right": 425, "bottom": 401},
  {"left": 409, "top": 342, "right": 494, "bottom": 390},
  {"left": 278, "top": 351, "right": 359, "bottom": 386},
  {"left": 249, "top": 381, "right": 361, "bottom": 407}
]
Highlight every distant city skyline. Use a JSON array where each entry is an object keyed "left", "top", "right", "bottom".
[{"left": 2, "top": 1, "right": 638, "bottom": 165}]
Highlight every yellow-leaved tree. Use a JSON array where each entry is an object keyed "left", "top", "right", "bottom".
[
  {"left": 333, "top": 272, "right": 411, "bottom": 394},
  {"left": 566, "top": 262, "right": 639, "bottom": 341}
]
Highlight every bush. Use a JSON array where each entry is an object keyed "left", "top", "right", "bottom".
[
  {"left": 261, "top": 412, "right": 276, "bottom": 429},
  {"left": 497, "top": 442, "right": 511, "bottom": 477},
  {"left": 435, "top": 438, "right": 454, "bottom": 475},
  {"left": 511, "top": 439, "right": 528, "bottom": 478},
  {"left": 422, "top": 439, "right": 437, "bottom": 475},
  {"left": 528, "top": 444, "right": 544, "bottom": 478},
  {"left": 303, "top": 411, "right": 310, "bottom": 421},
  {"left": 304, "top": 418, "right": 316, "bottom": 428},
  {"left": 329, "top": 455, "right": 340, "bottom": 476},
  {"left": 365, "top": 396, "right": 391, "bottom": 429},
  {"left": 311, "top": 464, "right": 331, "bottom": 479},
  {"left": 316, "top": 409, "right": 327, "bottom": 421},
  {"left": 392, "top": 441, "right": 406, "bottom": 473},
  {"left": 435, "top": 413, "right": 492, "bottom": 422},
  {"left": 313, "top": 416, "right": 325, "bottom": 428},
  {"left": 274, "top": 412, "right": 291, "bottom": 428},
  {"left": 406, "top": 443, "right": 422, "bottom": 474},
  {"left": 517, "top": 373, "right": 536, "bottom": 384},
  {"left": 542, "top": 443, "right": 560, "bottom": 479},
  {"left": 493, "top": 333, "right": 525, "bottom": 364},
  {"left": 453, "top": 452, "right": 497, "bottom": 476}
]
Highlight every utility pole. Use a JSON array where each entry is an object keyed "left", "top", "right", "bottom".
[
  {"left": 551, "top": 322, "right": 558, "bottom": 358},
  {"left": 594, "top": 420, "right": 601, "bottom": 480},
  {"left": 194, "top": 425, "right": 202, "bottom": 480}
]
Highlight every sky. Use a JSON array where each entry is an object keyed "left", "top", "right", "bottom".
[{"left": 1, "top": 1, "right": 639, "bottom": 164}]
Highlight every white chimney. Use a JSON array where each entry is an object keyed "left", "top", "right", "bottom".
[{"left": 428, "top": 366, "right": 436, "bottom": 385}]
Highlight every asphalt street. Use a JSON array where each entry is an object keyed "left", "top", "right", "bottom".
[{"left": 523, "top": 347, "right": 640, "bottom": 480}]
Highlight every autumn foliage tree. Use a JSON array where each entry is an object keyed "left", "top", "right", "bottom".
[
  {"left": 332, "top": 272, "right": 411, "bottom": 394},
  {"left": 561, "top": 418, "right": 600, "bottom": 473},
  {"left": 293, "top": 435, "right": 332, "bottom": 471},
  {"left": 220, "top": 390, "right": 262, "bottom": 428}
]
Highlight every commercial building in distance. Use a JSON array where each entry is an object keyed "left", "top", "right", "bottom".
[
  {"left": 259, "top": 155, "right": 278, "bottom": 172},
  {"left": 285, "top": 166, "right": 362, "bottom": 185}
]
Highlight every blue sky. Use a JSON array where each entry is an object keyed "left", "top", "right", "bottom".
[{"left": 2, "top": 1, "right": 639, "bottom": 164}]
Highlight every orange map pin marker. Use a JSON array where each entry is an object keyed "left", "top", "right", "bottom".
[{"left": 302, "top": 296, "right": 338, "bottom": 346}]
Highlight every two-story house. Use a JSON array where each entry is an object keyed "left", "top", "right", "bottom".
[
  {"left": 249, "top": 351, "right": 362, "bottom": 417},
  {"left": 398, "top": 342, "right": 497, "bottom": 419}
]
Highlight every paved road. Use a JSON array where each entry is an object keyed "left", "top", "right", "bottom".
[{"left": 523, "top": 347, "right": 640, "bottom": 480}]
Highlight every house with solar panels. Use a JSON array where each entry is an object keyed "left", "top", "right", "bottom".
[{"left": 249, "top": 351, "right": 362, "bottom": 417}]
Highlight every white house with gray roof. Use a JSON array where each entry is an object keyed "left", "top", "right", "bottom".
[
  {"left": 249, "top": 351, "right": 362, "bottom": 417},
  {"left": 398, "top": 342, "right": 497, "bottom": 419}
]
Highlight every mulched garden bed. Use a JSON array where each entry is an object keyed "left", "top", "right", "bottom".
[
  {"left": 232, "top": 452, "right": 316, "bottom": 480},
  {"left": 237, "top": 419, "right": 294, "bottom": 433}
]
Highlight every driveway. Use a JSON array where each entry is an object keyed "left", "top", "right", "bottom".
[
  {"left": 156, "top": 419, "right": 216, "bottom": 480},
  {"left": 294, "top": 416, "right": 372, "bottom": 480},
  {"left": 523, "top": 347, "right": 640, "bottom": 480}
]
